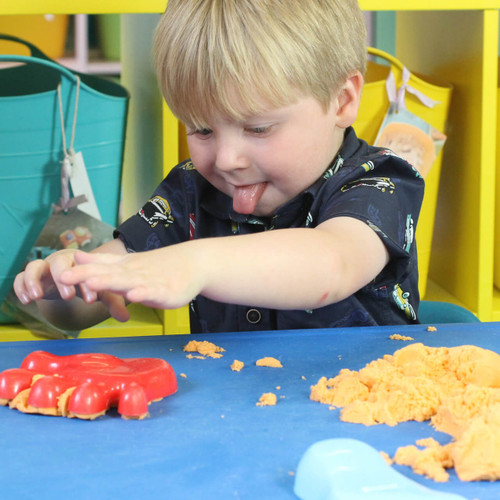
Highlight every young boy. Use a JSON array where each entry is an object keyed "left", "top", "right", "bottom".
[{"left": 14, "top": 0, "right": 424, "bottom": 333}]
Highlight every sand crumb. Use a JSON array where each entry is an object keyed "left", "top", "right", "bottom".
[
  {"left": 183, "top": 340, "right": 225, "bottom": 359},
  {"left": 256, "top": 392, "right": 277, "bottom": 406},
  {"left": 256, "top": 357, "right": 283, "bottom": 368},
  {"left": 389, "top": 334, "right": 414, "bottom": 341},
  {"left": 230, "top": 360, "right": 245, "bottom": 372}
]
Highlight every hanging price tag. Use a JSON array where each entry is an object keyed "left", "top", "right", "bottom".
[{"left": 69, "top": 150, "right": 102, "bottom": 221}]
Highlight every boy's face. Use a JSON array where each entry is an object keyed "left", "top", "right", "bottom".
[{"left": 186, "top": 95, "right": 345, "bottom": 216}]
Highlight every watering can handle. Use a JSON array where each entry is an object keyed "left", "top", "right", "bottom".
[
  {"left": 0, "top": 33, "right": 54, "bottom": 60},
  {"left": 367, "top": 47, "right": 405, "bottom": 72},
  {"left": 0, "top": 33, "right": 77, "bottom": 83}
]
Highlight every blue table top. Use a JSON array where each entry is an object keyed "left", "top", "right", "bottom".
[{"left": 1, "top": 322, "right": 499, "bottom": 499}]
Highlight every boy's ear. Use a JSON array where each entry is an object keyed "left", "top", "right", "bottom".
[{"left": 334, "top": 71, "right": 364, "bottom": 129}]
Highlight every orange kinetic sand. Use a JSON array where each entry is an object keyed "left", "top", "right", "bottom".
[
  {"left": 183, "top": 340, "right": 225, "bottom": 359},
  {"left": 310, "top": 343, "right": 500, "bottom": 482},
  {"left": 256, "top": 392, "right": 277, "bottom": 406},
  {"left": 231, "top": 360, "right": 245, "bottom": 372},
  {"left": 256, "top": 357, "right": 283, "bottom": 368}
]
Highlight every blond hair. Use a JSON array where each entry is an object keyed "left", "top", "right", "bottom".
[{"left": 154, "top": 0, "right": 367, "bottom": 129}]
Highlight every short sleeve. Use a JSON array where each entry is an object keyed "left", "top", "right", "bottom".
[
  {"left": 314, "top": 149, "right": 424, "bottom": 284},
  {"left": 114, "top": 163, "right": 193, "bottom": 252}
]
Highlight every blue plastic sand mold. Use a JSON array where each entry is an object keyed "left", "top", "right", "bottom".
[{"left": 294, "top": 438, "right": 466, "bottom": 500}]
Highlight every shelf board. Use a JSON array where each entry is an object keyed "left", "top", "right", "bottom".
[
  {"left": 0, "top": 304, "right": 163, "bottom": 342},
  {"left": 4, "top": 1, "right": 166, "bottom": 14},
  {"left": 5, "top": 1, "right": 500, "bottom": 15},
  {"left": 59, "top": 57, "right": 121, "bottom": 75},
  {"left": 423, "top": 279, "right": 474, "bottom": 313},
  {"left": 78, "top": 303, "right": 163, "bottom": 338}
]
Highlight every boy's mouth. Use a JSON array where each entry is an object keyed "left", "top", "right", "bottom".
[{"left": 232, "top": 182, "right": 268, "bottom": 214}]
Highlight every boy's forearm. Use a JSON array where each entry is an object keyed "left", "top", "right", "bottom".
[
  {"left": 193, "top": 229, "right": 339, "bottom": 309},
  {"left": 191, "top": 221, "right": 385, "bottom": 310}
]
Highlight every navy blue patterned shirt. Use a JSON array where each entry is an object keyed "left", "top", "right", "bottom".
[{"left": 115, "top": 127, "right": 424, "bottom": 333}]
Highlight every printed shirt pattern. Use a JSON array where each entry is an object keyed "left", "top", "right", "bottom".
[{"left": 115, "top": 127, "right": 424, "bottom": 333}]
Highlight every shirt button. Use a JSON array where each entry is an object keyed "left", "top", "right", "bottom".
[{"left": 246, "top": 308, "right": 262, "bottom": 324}]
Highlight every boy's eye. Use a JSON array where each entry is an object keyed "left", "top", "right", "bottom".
[
  {"left": 245, "top": 126, "right": 271, "bottom": 135},
  {"left": 197, "top": 128, "right": 212, "bottom": 136},
  {"left": 186, "top": 127, "right": 212, "bottom": 137}
]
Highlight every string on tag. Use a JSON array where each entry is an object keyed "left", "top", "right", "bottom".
[
  {"left": 386, "top": 68, "right": 440, "bottom": 112},
  {"left": 53, "top": 76, "right": 88, "bottom": 213}
]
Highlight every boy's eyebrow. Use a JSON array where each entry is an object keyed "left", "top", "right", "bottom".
[{"left": 239, "top": 106, "right": 292, "bottom": 124}]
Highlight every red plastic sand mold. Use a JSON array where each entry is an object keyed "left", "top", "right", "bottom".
[{"left": 0, "top": 351, "right": 177, "bottom": 420}]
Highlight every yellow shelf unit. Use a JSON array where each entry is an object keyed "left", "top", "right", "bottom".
[
  {"left": 1, "top": 1, "right": 499, "bottom": 340},
  {"left": 393, "top": 9, "right": 499, "bottom": 321},
  {"left": 5, "top": 1, "right": 500, "bottom": 14}
]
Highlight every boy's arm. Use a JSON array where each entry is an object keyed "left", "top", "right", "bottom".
[
  {"left": 200, "top": 216, "right": 389, "bottom": 309},
  {"left": 59, "top": 216, "right": 389, "bottom": 311},
  {"left": 14, "top": 238, "right": 130, "bottom": 330}
]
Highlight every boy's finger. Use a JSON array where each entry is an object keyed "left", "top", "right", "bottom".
[
  {"left": 60, "top": 255, "right": 127, "bottom": 287},
  {"left": 13, "top": 272, "right": 32, "bottom": 304},
  {"left": 19, "top": 260, "right": 51, "bottom": 301},
  {"left": 100, "top": 292, "right": 130, "bottom": 322},
  {"left": 79, "top": 282, "right": 99, "bottom": 303},
  {"left": 59, "top": 262, "right": 112, "bottom": 286},
  {"left": 47, "top": 254, "right": 78, "bottom": 300},
  {"left": 84, "top": 273, "right": 142, "bottom": 293}
]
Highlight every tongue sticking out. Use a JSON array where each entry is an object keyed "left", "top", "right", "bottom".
[{"left": 232, "top": 183, "right": 267, "bottom": 214}]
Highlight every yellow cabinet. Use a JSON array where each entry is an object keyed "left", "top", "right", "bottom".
[{"left": 1, "top": 1, "right": 499, "bottom": 340}]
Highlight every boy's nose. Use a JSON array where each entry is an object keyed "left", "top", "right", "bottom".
[{"left": 215, "top": 138, "right": 249, "bottom": 173}]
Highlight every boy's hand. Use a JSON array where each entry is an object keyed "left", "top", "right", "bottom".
[
  {"left": 59, "top": 245, "right": 202, "bottom": 311},
  {"left": 13, "top": 239, "right": 130, "bottom": 326},
  {"left": 14, "top": 249, "right": 87, "bottom": 304}
]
